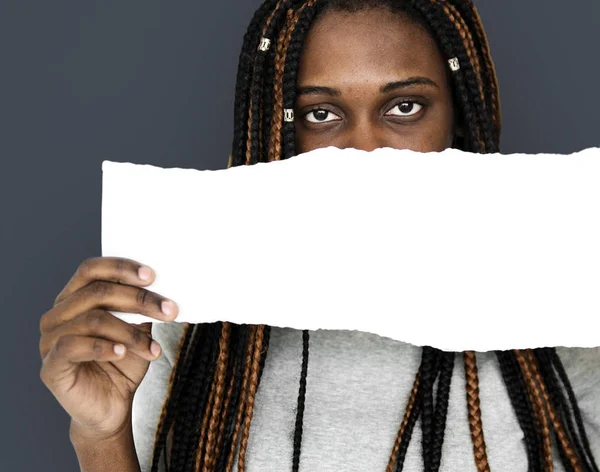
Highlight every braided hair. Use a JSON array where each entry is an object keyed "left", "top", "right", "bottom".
[{"left": 150, "top": 1, "right": 598, "bottom": 471}]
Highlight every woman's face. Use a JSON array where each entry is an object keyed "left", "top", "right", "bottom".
[{"left": 295, "top": 7, "right": 457, "bottom": 154}]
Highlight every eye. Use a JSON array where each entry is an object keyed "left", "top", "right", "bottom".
[
  {"left": 385, "top": 100, "right": 424, "bottom": 117},
  {"left": 304, "top": 108, "right": 342, "bottom": 123}
]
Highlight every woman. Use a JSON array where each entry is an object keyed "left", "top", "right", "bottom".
[{"left": 39, "top": 0, "right": 600, "bottom": 471}]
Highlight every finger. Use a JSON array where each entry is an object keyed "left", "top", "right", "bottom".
[
  {"left": 41, "top": 280, "right": 178, "bottom": 332},
  {"left": 40, "top": 334, "right": 129, "bottom": 386},
  {"left": 138, "top": 322, "right": 152, "bottom": 335},
  {"left": 40, "top": 310, "right": 162, "bottom": 362},
  {"left": 54, "top": 257, "right": 155, "bottom": 307}
]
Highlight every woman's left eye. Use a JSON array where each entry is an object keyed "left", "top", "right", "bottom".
[
  {"left": 385, "top": 101, "right": 424, "bottom": 117},
  {"left": 304, "top": 109, "right": 342, "bottom": 123}
]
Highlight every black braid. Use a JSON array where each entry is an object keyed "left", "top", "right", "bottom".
[
  {"left": 407, "top": 1, "right": 486, "bottom": 152},
  {"left": 173, "top": 322, "right": 221, "bottom": 472},
  {"left": 248, "top": 0, "right": 295, "bottom": 165},
  {"left": 430, "top": 351, "right": 455, "bottom": 472},
  {"left": 261, "top": 46, "right": 277, "bottom": 161},
  {"left": 418, "top": 346, "right": 442, "bottom": 471},
  {"left": 548, "top": 348, "right": 600, "bottom": 472},
  {"left": 435, "top": 1, "right": 497, "bottom": 151},
  {"left": 438, "top": 0, "right": 499, "bottom": 150},
  {"left": 534, "top": 348, "right": 593, "bottom": 471},
  {"left": 281, "top": 1, "right": 326, "bottom": 160},
  {"left": 292, "top": 329, "right": 310, "bottom": 472},
  {"left": 450, "top": 0, "right": 501, "bottom": 139},
  {"left": 496, "top": 350, "right": 543, "bottom": 472},
  {"left": 149, "top": 323, "right": 197, "bottom": 472},
  {"left": 232, "top": 0, "right": 282, "bottom": 167},
  {"left": 162, "top": 324, "right": 204, "bottom": 472}
]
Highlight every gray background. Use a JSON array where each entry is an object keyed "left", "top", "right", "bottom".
[{"left": 1, "top": 0, "right": 598, "bottom": 470}]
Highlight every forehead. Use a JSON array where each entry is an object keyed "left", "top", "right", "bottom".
[{"left": 298, "top": 7, "right": 447, "bottom": 87}]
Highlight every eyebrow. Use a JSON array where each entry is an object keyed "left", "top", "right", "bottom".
[
  {"left": 380, "top": 77, "right": 439, "bottom": 93},
  {"left": 296, "top": 76, "right": 439, "bottom": 97}
]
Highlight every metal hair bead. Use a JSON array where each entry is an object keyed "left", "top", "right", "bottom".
[
  {"left": 284, "top": 109, "right": 295, "bottom": 122},
  {"left": 448, "top": 57, "right": 460, "bottom": 71},
  {"left": 258, "top": 37, "right": 271, "bottom": 51}
]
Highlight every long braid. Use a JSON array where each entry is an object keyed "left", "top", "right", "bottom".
[
  {"left": 260, "top": 38, "right": 276, "bottom": 163},
  {"left": 443, "top": 0, "right": 498, "bottom": 151},
  {"left": 416, "top": 1, "right": 483, "bottom": 150},
  {"left": 430, "top": 351, "right": 455, "bottom": 472},
  {"left": 225, "top": 326, "right": 256, "bottom": 472},
  {"left": 419, "top": 346, "right": 442, "bottom": 471},
  {"left": 437, "top": 0, "right": 500, "bottom": 138},
  {"left": 194, "top": 346, "right": 220, "bottom": 471},
  {"left": 452, "top": 0, "right": 502, "bottom": 135},
  {"left": 395, "top": 371, "right": 424, "bottom": 472},
  {"left": 525, "top": 350, "right": 583, "bottom": 472},
  {"left": 216, "top": 326, "right": 250, "bottom": 472},
  {"left": 409, "top": 0, "right": 490, "bottom": 151},
  {"left": 268, "top": 7, "right": 296, "bottom": 162},
  {"left": 436, "top": 1, "right": 494, "bottom": 150},
  {"left": 547, "top": 349, "right": 600, "bottom": 472},
  {"left": 441, "top": 2, "right": 483, "bottom": 89},
  {"left": 231, "top": 0, "right": 282, "bottom": 167},
  {"left": 443, "top": 2, "right": 498, "bottom": 152},
  {"left": 274, "top": 0, "right": 321, "bottom": 161},
  {"left": 519, "top": 349, "right": 577, "bottom": 472},
  {"left": 292, "top": 329, "right": 310, "bottom": 472},
  {"left": 246, "top": 0, "right": 292, "bottom": 165},
  {"left": 167, "top": 323, "right": 218, "bottom": 471},
  {"left": 237, "top": 325, "right": 266, "bottom": 471},
  {"left": 496, "top": 350, "right": 544, "bottom": 472},
  {"left": 256, "top": 325, "right": 272, "bottom": 387},
  {"left": 200, "top": 323, "right": 232, "bottom": 471},
  {"left": 179, "top": 323, "right": 222, "bottom": 471},
  {"left": 534, "top": 349, "right": 592, "bottom": 471},
  {"left": 150, "top": 322, "right": 196, "bottom": 472},
  {"left": 516, "top": 349, "right": 555, "bottom": 472},
  {"left": 387, "top": 371, "right": 421, "bottom": 472},
  {"left": 213, "top": 337, "right": 238, "bottom": 469},
  {"left": 464, "top": 351, "right": 491, "bottom": 472},
  {"left": 282, "top": 1, "right": 325, "bottom": 159}
]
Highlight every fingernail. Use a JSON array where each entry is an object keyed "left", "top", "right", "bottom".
[
  {"left": 150, "top": 341, "right": 161, "bottom": 357},
  {"left": 161, "top": 300, "right": 175, "bottom": 317},
  {"left": 138, "top": 266, "right": 152, "bottom": 281},
  {"left": 114, "top": 344, "right": 126, "bottom": 356}
]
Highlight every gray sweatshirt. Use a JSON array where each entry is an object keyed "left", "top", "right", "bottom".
[{"left": 132, "top": 321, "right": 600, "bottom": 471}]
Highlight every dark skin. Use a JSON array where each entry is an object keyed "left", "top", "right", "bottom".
[
  {"left": 38, "top": 8, "right": 462, "bottom": 469},
  {"left": 295, "top": 7, "right": 461, "bottom": 153}
]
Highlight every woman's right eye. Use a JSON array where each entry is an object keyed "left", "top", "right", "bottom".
[{"left": 304, "top": 109, "right": 342, "bottom": 124}]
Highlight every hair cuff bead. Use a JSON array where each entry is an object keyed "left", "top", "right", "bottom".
[
  {"left": 284, "top": 109, "right": 295, "bottom": 122},
  {"left": 258, "top": 37, "right": 271, "bottom": 51},
  {"left": 448, "top": 57, "right": 460, "bottom": 71}
]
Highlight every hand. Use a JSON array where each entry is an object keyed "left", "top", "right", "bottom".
[{"left": 39, "top": 257, "right": 179, "bottom": 441}]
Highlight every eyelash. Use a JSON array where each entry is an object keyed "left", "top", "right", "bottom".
[
  {"left": 385, "top": 100, "right": 425, "bottom": 118},
  {"left": 303, "top": 99, "right": 426, "bottom": 123}
]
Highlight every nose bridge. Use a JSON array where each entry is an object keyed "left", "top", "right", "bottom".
[{"left": 343, "top": 116, "right": 385, "bottom": 152}]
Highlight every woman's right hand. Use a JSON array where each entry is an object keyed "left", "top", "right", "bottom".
[{"left": 39, "top": 257, "right": 179, "bottom": 442}]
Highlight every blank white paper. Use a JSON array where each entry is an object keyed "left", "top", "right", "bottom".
[{"left": 101, "top": 146, "right": 600, "bottom": 351}]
